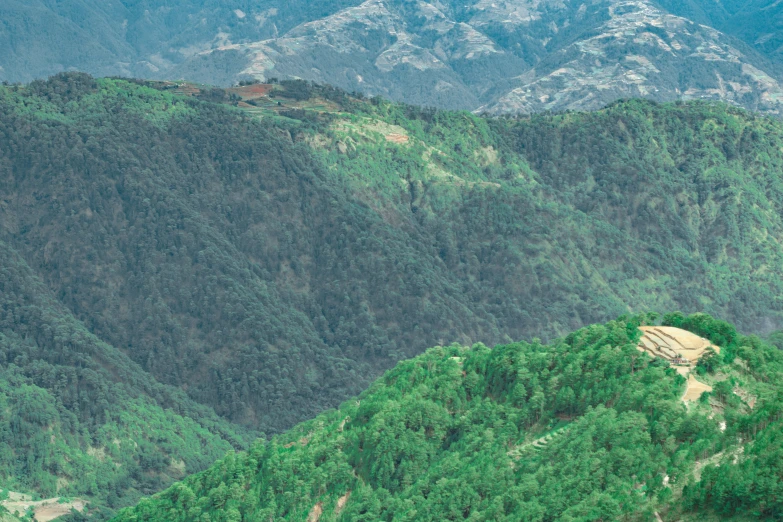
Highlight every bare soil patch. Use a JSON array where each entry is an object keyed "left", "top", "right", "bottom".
[
  {"left": 33, "top": 500, "right": 86, "bottom": 522},
  {"left": 232, "top": 84, "right": 273, "bottom": 99},
  {"left": 637, "top": 326, "right": 719, "bottom": 403},
  {"left": 733, "top": 385, "right": 757, "bottom": 409},
  {"left": 683, "top": 374, "right": 712, "bottom": 402},
  {"left": 638, "top": 326, "right": 719, "bottom": 364},
  {"left": 1, "top": 495, "right": 85, "bottom": 522},
  {"left": 306, "top": 502, "right": 323, "bottom": 522},
  {"left": 675, "top": 365, "right": 690, "bottom": 377},
  {"left": 385, "top": 133, "right": 409, "bottom": 144},
  {"left": 335, "top": 491, "right": 351, "bottom": 515}
]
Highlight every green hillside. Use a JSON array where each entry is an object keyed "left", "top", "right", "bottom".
[
  {"left": 4, "top": 74, "right": 783, "bottom": 516},
  {"left": 262, "top": 79, "right": 783, "bottom": 337},
  {"left": 0, "top": 236, "right": 251, "bottom": 516},
  {"left": 113, "top": 313, "right": 783, "bottom": 521}
]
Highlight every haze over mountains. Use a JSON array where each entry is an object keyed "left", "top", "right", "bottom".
[{"left": 5, "top": 0, "right": 783, "bottom": 114}]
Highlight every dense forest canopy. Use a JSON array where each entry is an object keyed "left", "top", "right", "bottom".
[
  {"left": 3, "top": 74, "right": 783, "bottom": 517},
  {"left": 113, "top": 313, "right": 783, "bottom": 521}
]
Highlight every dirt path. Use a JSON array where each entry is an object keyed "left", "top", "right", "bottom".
[
  {"left": 306, "top": 502, "right": 323, "bottom": 522},
  {"left": 335, "top": 491, "right": 351, "bottom": 515},
  {"left": 683, "top": 374, "right": 712, "bottom": 402}
]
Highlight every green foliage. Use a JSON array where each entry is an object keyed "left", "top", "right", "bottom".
[
  {"left": 697, "top": 348, "right": 721, "bottom": 374},
  {"left": 114, "top": 314, "right": 783, "bottom": 521},
  {"left": 305, "top": 95, "right": 783, "bottom": 343},
  {"left": 0, "top": 241, "right": 251, "bottom": 516},
  {"left": 6, "top": 75, "right": 783, "bottom": 517},
  {"left": 681, "top": 334, "right": 783, "bottom": 519}
]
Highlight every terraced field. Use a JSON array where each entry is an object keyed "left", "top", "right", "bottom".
[
  {"left": 638, "top": 326, "right": 719, "bottom": 363},
  {"left": 637, "top": 326, "right": 719, "bottom": 402},
  {"left": 0, "top": 492, "right": 85, "bottom": 522},
  {"left": 507, "top": 422, "right": 572, "bottom": 462}
]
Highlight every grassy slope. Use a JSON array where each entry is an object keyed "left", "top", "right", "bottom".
[{"left": 113, "top": 313, "right": 783, "bottom": 521}]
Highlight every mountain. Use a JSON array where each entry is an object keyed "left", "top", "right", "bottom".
[
  {"left": 0, "top": 217, "right": 252, "bottom": 515},
  {"left": 113, "top": 313, "right": 783, "bottom": 521},
  {"left": 655, "top": 0, "right": 783, "bottom": 64},
  {"left": 5, "top": 73, "right": 783, "bottom": 515},
  {"left": 4, "top": 0, "right": 783, "bottom": 115},
  {"left": 180, "top": 0, "right": 783, "bottom": 115},
  {"left": 0, "top": 0, "right": 354, "bottom": 84}
]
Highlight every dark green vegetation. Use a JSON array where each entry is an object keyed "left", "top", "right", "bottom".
[
  {"left": 0, "top": 193, "right": 251, "bottom": 513},
  {"left": 113, "top": 313, "right": 783, "bottom": 521},
  {"left": 4, "top": 73, "right": 783, "bottom": 516}
]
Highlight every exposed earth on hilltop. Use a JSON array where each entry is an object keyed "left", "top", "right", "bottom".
[{"left": 637, "top": 326, "right": 720, "bottom": 402}]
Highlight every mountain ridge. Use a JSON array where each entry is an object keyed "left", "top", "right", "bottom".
[
  {"left": 176, "top": 0, "right": 783, "bottom": 115},
  {"left": 5, "top": 0, "right": 783, "bottom": 115}
]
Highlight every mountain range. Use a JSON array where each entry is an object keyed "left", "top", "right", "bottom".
[
  {"left": 5, "top": 0, "right": 783, "bottom": 114},
  {"left": 3, "top": 0, "right": 783, "bottom": 518},
  {"left": 2, "top": 73, "right": 783, "bottom": 517}
]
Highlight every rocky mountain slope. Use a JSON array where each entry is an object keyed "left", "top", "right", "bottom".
[
  {"left": 657, "top": 0, "right": 783, "bottom": 64},
  {"left": 182, "top": 0, "right": 783, "bottom": 114},
  {"left": 0, "top": 0, "right": 351, "bottom": 84},
  {"left": 4, "top": 0, "right": 783, "bottom": 114}
]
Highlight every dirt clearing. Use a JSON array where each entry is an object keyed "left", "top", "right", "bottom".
[
  {"left": 335, "top": 491, "right": 351, "bottom": 515},
  {"left": 385, "top": 133, "right": 409, "bottom": 144},
  {"left": 637, "top": 326, "right": 719, "bottom": 364},
  {"left": 306, "top": 502, "right": 323, "bottom": 522},
  {"left": 1, "top": 495, "right": 85, "bottom": 522},
  {"left": 637, "top": 326, "right": 718, "bottom": 403}
]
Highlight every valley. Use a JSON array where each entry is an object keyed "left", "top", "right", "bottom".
[
  {"left": 2, "top": 74, "right": 783, "bottom": 518},
  {"left": 3, "top": 1, "right": 783, "bottom": 520}
]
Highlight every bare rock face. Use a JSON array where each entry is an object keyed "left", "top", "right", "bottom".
[
  {"left": 479, "top": 1, "right": 783, "bottom": 115},
  {"left": 4, "top": 0, "right": 783, "bottom": 115},
  {"left": 168, "top": 0, "right": 783, "bottom": 115}
]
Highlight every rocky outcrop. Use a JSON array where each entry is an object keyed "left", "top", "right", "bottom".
[{"left": 174, "top": 0, "right": 783, "bottom": 115}]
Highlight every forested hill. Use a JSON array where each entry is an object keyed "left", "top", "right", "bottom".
[
  {"left": 114, "top": 313, "right": 783, "bottom": 521},
  {"left": 4, "top": 74, "right": 783, "bottom": 516}
]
